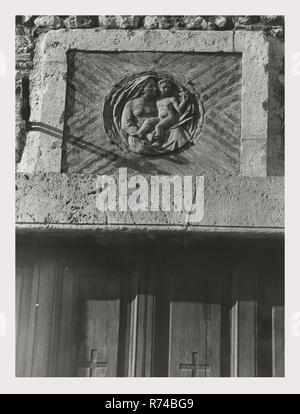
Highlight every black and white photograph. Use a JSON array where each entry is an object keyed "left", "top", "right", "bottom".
[
  {"left": 1, "top": 0, "right": 299, "bottom": 395},
  {"left": 14, "top": 13, "right": 285, "bottom": 379}
]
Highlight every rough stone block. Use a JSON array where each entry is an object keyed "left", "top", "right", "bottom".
[
  {"left": 63, "top": 16, "right": 97, "bottom": 29},
  {"left": 143, "top": 15, "right": 173, "bottom": 30},
  {"left": 98, "top": 15, "right": 142, "bottom": 29},
  {"left": 15, "top": 28, "right": 34, "bottom": 55},
  {"left": 15, "top": 173, "right": 284, "bottom": 231},
  {"left": 261, "top": 15, "right": 284, "bottom": 26},
  {"left": 34, "top": 15, "right": 63, "bottom": 29},
  {"left": 213, "top": 16, "right": 233, "bottom": 30},
  {"left": 240, "top": 139, "right": 267, "bottom": 177},
  {"left": 97, "top": 15, "right": 118, "bottom": 29},
  {"left": 234, "top": 16, "right": 261, "bottom": 26},
  {"left": 182, "top": 16, "right": 207, "bottom": 30}
]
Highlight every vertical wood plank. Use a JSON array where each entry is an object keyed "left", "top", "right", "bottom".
[
  {"left": 230, "top": 266, "right": 239, "bottom": 377},
  {"left": 55, "top": 266, "right": 124, "bottom": 377},
  {"left": 31, "top": 253, "right": 57, "bottom": 377},
  {"left": 16, "top": 261, "right": 40, "bottom": 377},
  {"left": 79, "top": 276, "right": 121, "bottom": 378},
  {"left": 257, "top": 259, "right": 273, "bottom": 377},
  {"left": 238, "top": 260, "right": 257, "bottom": 377},
  {"left": 272, "top": 307, "right": 284, "bottom": 377},
  {"left": 153, "top": 259, "right": 170, "bottom": 377},
  {"left": 135, "top": 261, "right": 156, "bottom": 377},
  {"left": 207, "top": 268, "right": 222, "bottom": 377},
  {"left": 272, "top": 254, "right": 284, "bottom": 377},
  {"left": 126, "top": 267, "right": 139, "bottom": 377},
  {"left": 127, "top": 293, "right": 138, "bottom": 377},
  {"left": 168, "top": 261, "right": 209, "bottom": 377},
  {"left": 54, "top": 267, "right": 75, "bottom": 376}
]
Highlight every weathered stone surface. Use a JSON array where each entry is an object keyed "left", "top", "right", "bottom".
[
  {"left": 18, "top": 29, "right": 236, "bottom": 174},
  {"left": 15, "top": 28, "right": 34, "bottom": 54},
  {"left": 182, "top": 15, "right": 221, "bottom": 30},
  {"left": 118, "top": 15, "right": 142, "bottom": 29},
  {"left": 235, "top": 31, "right": 269, "bottom": 176},
  {"left": 213, "top": 16, "right": 233, "bottom": 30},
  {"left": 268, "top": 27, "right": 284, "bottom": 40},
  {"left": 15, "top": 173, "right": 284, "bottom": 231},
  {"left": 267, "top": 38, "right": 284, "bottom": 176},
  {"left": 43, "top": 28, "right": 234, "bottom": 52},
  {"left": 182, "top": 16, "right": 207, "bottom": 30},
  {"left": 17, "top": 33, "right": 58, "bottom": 173},
  {"left": 143, "top": 15, "right": 173, "bottom": 30},
  {"left": 261, "top": 15, "right": 284, "bottom": 26},
  {"left": 98, "top": 15, "right": 142, "bottom": 29},
  {"left": 15, "top": 14, "right": 285, "bottom": 45},
  {"left": 240, "top": 139, "right": 267, "bottom": 177},
  {"left": 63, "top": 51, "right": 240, "bottom": 175},
  {"left": 234, "top": 16, "right": 261, "bottom": 26},
  {"left": 15, "top": 25, "right": 34, "bottom": 72},
  {"left": 63, "top": 16, "right": 97, "bottom": 29},
  {"left": 97, "top": 15, "right": 118, "bottom": 29},
  {"left": 16, "top": 59, "right": 33, "bottom": 71},
  {"left": 16, "top": 27, "right": 282, "bottom": 177},
  {"left": 34, "top": 15, "right": 63, "bottom": 29}
]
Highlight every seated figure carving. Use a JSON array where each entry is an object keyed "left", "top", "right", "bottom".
[{"left": 105, "top": 73, "right": 200, "bottom": 155}]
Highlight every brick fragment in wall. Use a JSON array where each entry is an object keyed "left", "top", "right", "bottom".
[
  {"left": 16, "top": 53, "right": 34, "bottom": 71},
  {"left": 15, "top": 28, "right": 34, "bottom": 75},
  {"left": 234, "top": 15, "right": 261, "bottom": 25},
  {"left": 98, "top": 15, "right": 142, "bottom": 29},
  {"left": 34, "top": 15, "right": 63, "bottom": 29},
  {"left": 16, "top": 15, "right": 284, "bottom": 30},
  {"left": 97, "top": 15, "right": 118, "bottom": 28},
  {"left": 213, "top": 16, "right": 234, "bottom": 30},
  {"left": 261, "top": 15, "right": 284, "bottom": 26},
  {"left": 116, "top": 15, "right": 143, "bottom": 29},
  {"left": 182, "top": 16, "right": 207, "bottom": 30},
  {"left": 15, "top": 27, "right": 34, "bottom": 54},
  {"left": 16, "top": 16, "right": 36, "bottom": 25},
  {"left": 268, "top": 27, "right": 284, "bottom": 40},
  {"left": 143, "top": 15, "right": 173, "bottom": 29},
  {"left": 64, "top": 15, "right": 97, "bottom": 29}
]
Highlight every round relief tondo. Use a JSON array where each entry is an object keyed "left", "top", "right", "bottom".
[{"left": 103, "top": 70, "right": 204, "bottom": 156}]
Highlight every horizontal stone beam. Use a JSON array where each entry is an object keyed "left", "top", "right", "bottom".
[{"left": 16, "top": 173, "right": 284, "bottom": 236}]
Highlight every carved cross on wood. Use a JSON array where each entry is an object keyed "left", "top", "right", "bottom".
[
  {"left": 80, "top": 349, "right": 108, "bottom": 377},
  {"left": 179, "top": 352, "right": 210, "bottom": 377}
]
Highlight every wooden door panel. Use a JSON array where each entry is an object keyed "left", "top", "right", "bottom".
[
  {"left": 76, "top": 275, "right": 121, "bottom": 377},
  {"left": 16, "top": 244, "right": 284, "bottom": 378},
  {"left": 16, "top": 259, "right": 40, "bottom": 377},
  {"left": 53, "top": 264, "right": 137, "bottom": 377},
  {"left": 165, "top": 261, "right": 228, "bottom": 377}
]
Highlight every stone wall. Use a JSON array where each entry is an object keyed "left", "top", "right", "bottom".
[
  {"left": 15, "top": 15, "right": 285, "bottom": 240},
  {"left": 15, "top": 15, "right": 284, "bottom": 176}
]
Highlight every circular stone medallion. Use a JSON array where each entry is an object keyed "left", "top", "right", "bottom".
[{"left": 103, "top": 70, "right": 204, "bottom": 156}]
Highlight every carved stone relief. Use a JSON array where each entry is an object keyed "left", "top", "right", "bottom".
[
  {"left": 62, "top": 50, "right": 242, "bottom": 175},
  {"left": 104, "top": 71, "right": 204, "bottom": 155}
]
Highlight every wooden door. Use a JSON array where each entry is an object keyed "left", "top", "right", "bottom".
[
  {"left": 16, "top": 243, "right": 284, "bottom": 377},
  {"left": 53, "top": 263, "right": 137, "bottom": 377},
  {"left": 152, "top": 247, "right": 284, "bottom": 377},
  {"left": 153, "top": 252, "right": 232, "bottom": 377}
]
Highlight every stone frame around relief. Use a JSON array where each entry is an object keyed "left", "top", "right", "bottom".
[{"left": 18, "top": 29, "right": 269, "bottom": 176}]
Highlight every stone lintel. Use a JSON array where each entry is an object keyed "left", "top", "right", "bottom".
[{"left": 16, "top": 173, "right": 284, "bottom": 231}]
